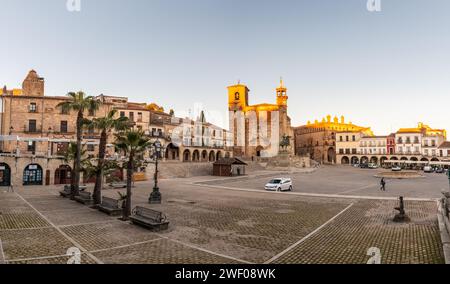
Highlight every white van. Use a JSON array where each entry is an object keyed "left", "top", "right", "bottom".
[{"left": 264, "top": 178, "right": 293, "bottom": 192}]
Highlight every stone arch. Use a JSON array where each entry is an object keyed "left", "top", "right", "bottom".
[
  {"left": 183, "top": 149, "right": 191, "bottom": 162},
  {"left": 420, "top": 158, "right": 429, "bottom": 162},
  {"left": 23, "top": 164, "right": 43, "bottom": 186},
  {"left": 431, "top": 158, "right": 440, "bottom": 162},
  {"left": 209, "top": 151, "right": 216, "bottom": 162},
  {"left": 216, "top": 151, "right": 223, "bottom": 161},
  {"left": 327, "top": 147, "right": 336, "bottom": 163},
  {"left": 256, "top": 146, "right": 264, "bottom": 157},
  {"left": 410, "top": 157, "right": 418, "bottom": 161},
  {"left": 400, "top": 157, "right": 408, "bottom": 161},
  {"left": 380, "top": 156, "right": 388, "bottom": 165},
  {"left": 0, "top": 163, "right": 11, "bottom": 187},
  {"left": 165, "top": 143, "right": 179, "bottom": 160},
  {"left": 370, "top": 156, "right": 378, "bottom": 165},
  {"left": 351, "top": 156, "right": 359, "bottom": 165},
  {"left": 341, "top": 156, "right": 350, "bottom": 165},
  {"left": 390, "top": 157, "right": 399, "bottom": 161},
  {"left": 192, "top": 150, "right": 200, "bottom": 162},
  {"left": 201, "top": 150, "right": 208, "bottom": 162},
  {"left": 360, "top": 156, "right": 369, "bottom": 164}
]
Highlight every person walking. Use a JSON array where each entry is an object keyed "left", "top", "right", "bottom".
[{"left": 380, "top": 178, "right": 386, "bottom": 192}]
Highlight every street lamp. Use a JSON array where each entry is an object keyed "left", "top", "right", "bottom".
[{"left": 149, "top": 139, "right": 163, "bottom": 204}]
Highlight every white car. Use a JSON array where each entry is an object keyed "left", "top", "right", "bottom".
[
  {"left": 423, "top": 166, "right": 433, "bottom": 173},
  {"left": 392, "top": 166, "right": 402, "bottom": 172},
  {"left": 265, "top": 178, "right": 293, "bottom": 192}
]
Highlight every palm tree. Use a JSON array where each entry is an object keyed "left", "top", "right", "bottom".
[
  {"left": 114, "top": 130, "right": 151, "bottom": 219},
  {"left": 87, "top": 110, "right": 129, "bottom": 205},
  {"left": 58, "top": 92, "right": 101, "bottom": 197},
  {"left": 63, "top": 142, "right": 88, "bottom": 198}
]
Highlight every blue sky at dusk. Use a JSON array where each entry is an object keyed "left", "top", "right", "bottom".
[{"left": 1, "top": 0, "right": 450, "bottom": 134}]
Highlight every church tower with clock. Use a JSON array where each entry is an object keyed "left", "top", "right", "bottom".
[{"left": 227, "top": 79, "right": 293, "bottom": 158}]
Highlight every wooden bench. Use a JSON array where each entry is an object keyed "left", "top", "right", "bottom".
[
  {"left": 97, "top": 197, "right": 123, "bottom": 216},
  {"left": 74, "top": 192, "right": 93, "bottom": 205},
  {"left": 129, "top": 206, "right": 169, "bottom": 231}
]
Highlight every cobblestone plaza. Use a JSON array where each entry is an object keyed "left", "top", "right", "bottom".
[{"left": 0, "top": 167, "right": 446, "bottom": 264}]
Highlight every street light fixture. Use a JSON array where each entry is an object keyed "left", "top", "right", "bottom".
[{"left": 149, "top": 139, "right": 163, "bottom": 204}]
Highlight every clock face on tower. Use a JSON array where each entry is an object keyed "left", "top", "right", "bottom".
[{"left": 235, "top": 92, "right": 240, "bottom": 100}]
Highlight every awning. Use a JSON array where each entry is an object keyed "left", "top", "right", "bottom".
[
  {"left": 0, "top": 135, "right": 19, "bottom": 141},
  {"left": 49, "top": 139, "right": 74, "bottom": 143}
]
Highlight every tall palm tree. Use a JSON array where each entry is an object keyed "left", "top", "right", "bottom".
[
  {"left": 58, "top": 92, "right": 101, "bottom": 197},
  {"left": 114, "top": 130, "right": 151, "bottom": 219},
  {"left": 87, "top": 110, "right": 129, "bottom": 205},
  {"left": 63, "top": 142, "right": 88, "bottom": 198}
]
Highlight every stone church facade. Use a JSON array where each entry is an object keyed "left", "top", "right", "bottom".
[{"left": 228, "top": 80, "right": 293, "bottom": 159}]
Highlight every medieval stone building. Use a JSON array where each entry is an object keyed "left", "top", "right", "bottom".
[{"left": 228, "top": 80, "right": 293, "bottom": 158}]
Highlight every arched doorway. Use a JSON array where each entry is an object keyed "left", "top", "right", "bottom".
[
  {"left": 410, "top": 157, "right": 418, "bottom": 161},
  {"left": 351, "top": 156, "right": 359, "bottom": 165},
  {"left": 209, "top": 151, "right": 215, "bottom": 162},
  {"left": 192, "top": 150, "right": 200, "bottom": 162},
  {"left": 420, "top": 158, "right": 429, "bottom": 162},
  {"left": 256, "top": 146, "right": 264, "bottom": 157},
  {"left": 327, "top": 147, "right": 336, "bottom": 163},
  {"left": 370, "top": 156, "right": 378, "bottom": 165},
  {"left": 216, "top": 151, "right": 222, "bottom": 161},
  {"left": 23, "top": 164, "right": 43, "bottom": 186},
  {"left": 380, "top": 156, "right": 388, "bottom": 166},
  {"left": 431, "top": 158, "right": 440, "bottom": 162},
  {"left": 400, "top": 157, "right": 408, "bottom": 161},
  {"left": 183, "top": 150, "right": 191, "bottom": 162},
  {"left": 201, "top": 150, "right": 208, "bottom": 162},
  {"left": 165, "top": 143, "right": 179, "bottom": 160},
  {"left": 361, "top": 156, "right": 369, "bottom": 164},
  {"left": 0, "top": 163, "right": 11, "bottom": 187},
  {"left": 55, "top": 165, "right": 72, "bottom": 185},
  {"left": 341, "top": 156, "right": 350, "bottom": 165}
]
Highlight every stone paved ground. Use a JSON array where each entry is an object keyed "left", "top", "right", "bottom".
[{"left": 0, "top": 166, "right": 446, "bottom": 264}]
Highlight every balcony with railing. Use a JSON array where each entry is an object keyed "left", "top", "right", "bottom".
[{"left": 23, "top": 125, "right": 42, "bottom": 134}]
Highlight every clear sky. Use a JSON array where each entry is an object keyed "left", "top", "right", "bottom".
[{"left": 1, "top": 0, "right": 450, "bottom": 135}]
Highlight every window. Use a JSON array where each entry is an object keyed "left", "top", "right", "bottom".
[
  {"left": 339, "top": 149, "right": 344, "bottom": 154},
  {"left": 87, "top": 144, "right": 95, "bottom": 152},
  {"left": 339, "top": 136, "right": 343, "bottom": 142},
  {"left": 352, "top": 135, "right": 356, "bottom": 141},
  {"left": 129, "top": 112, "right": 134, "bottom": 122},
  {"left": 60, "top": 121, "right": 68, "bottom": 133},
  {"left": 28, "top": 120, "right": 37, "bottom": 133},
  {"left": 120, "top": 111, "right": 125, "bottom": 117},
  {"left": 431, "top": 140, "right": 436, "bottom": 147},
  {"left": 88, "top": 109, "right": 95, "bottom": 117},
  {"left": 27, "top": 141, "right": 36, "bottom": 153},
  {"left": 346, "top": 136, "right": 349, "bottom": 142},
  {"left": 137, "top": 112, "right": 143, "bottom": 122},
  {"left": 29, "top": 103, "right": 37, "bottom": 113}
]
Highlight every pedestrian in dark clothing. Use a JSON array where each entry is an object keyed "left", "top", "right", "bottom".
[{"left": 380, "top": 178, "right": 386, "bottom": 191}]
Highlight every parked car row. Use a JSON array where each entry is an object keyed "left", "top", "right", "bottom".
[{"left": 353, "top": 163, "right": 379, "bottom": 169}]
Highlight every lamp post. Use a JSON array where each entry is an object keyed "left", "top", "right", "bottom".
[{"left": 149, "top": 139, "right": 162, "bottom": 204}]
